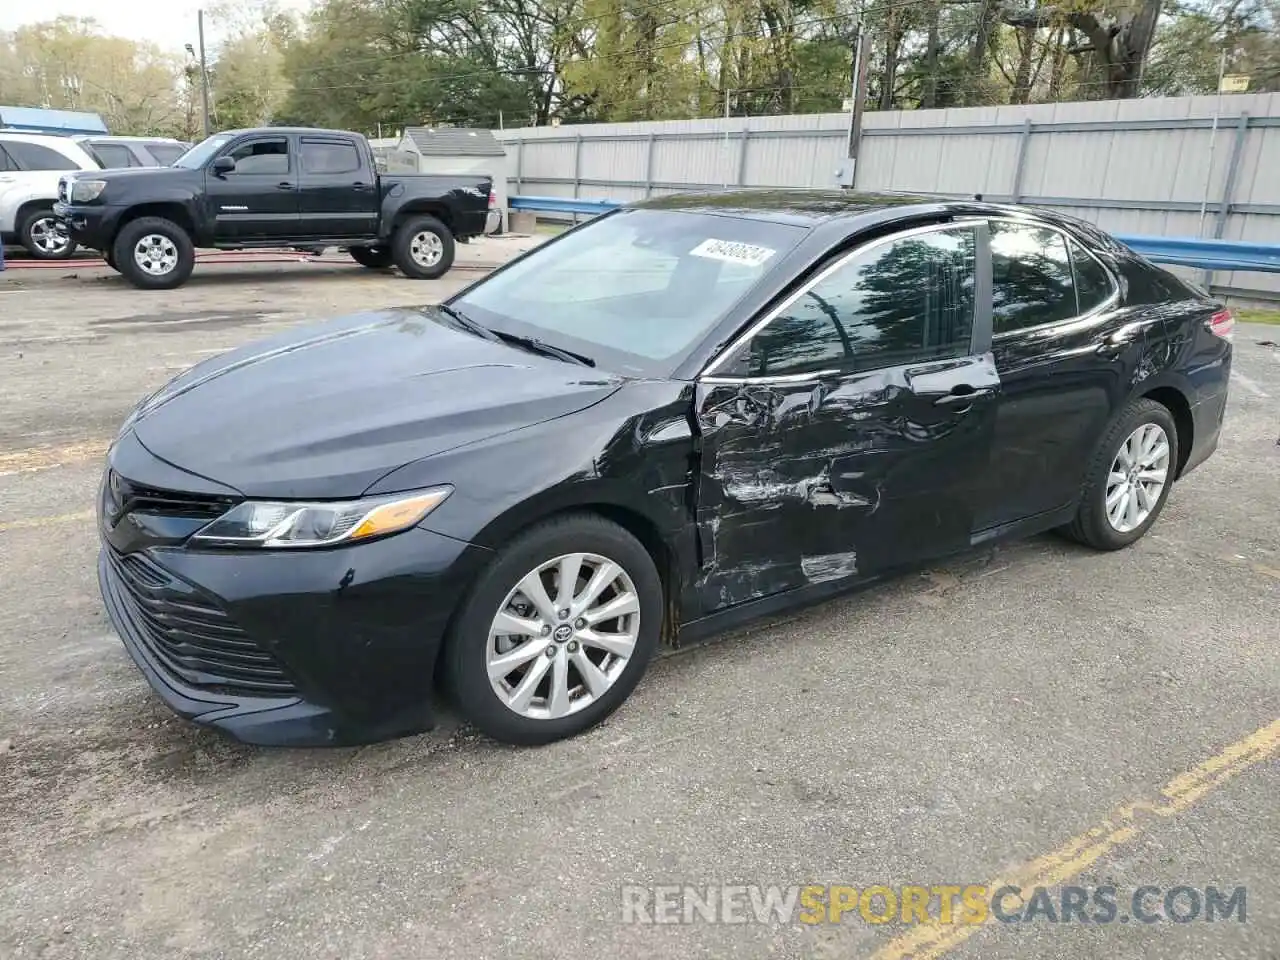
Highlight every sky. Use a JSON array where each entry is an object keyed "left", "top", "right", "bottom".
[{"left": 0, "top": 0, "right": 313, "bottom": 53}]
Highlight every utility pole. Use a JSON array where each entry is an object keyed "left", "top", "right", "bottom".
[
  {"left": 839, "top": 21, "right": 870, "bottom": 189},
  {"left": 197, "top": 9, "right": 212, "bottom": 137}
]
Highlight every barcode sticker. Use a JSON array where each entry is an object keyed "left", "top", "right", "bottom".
[{"left": 688, "top": 238, "right": 777, "bottom": 267}]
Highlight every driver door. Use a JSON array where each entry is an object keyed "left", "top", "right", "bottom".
[
  {"left": 693, "top": 220, "right": 1000, "bottom": 613},
  {"left": 204, "top": 134, "right": 299, "bottom": 240}
]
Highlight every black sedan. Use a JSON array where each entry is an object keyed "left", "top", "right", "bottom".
[{"left": 96, "top": 190, "right": 1234, "bottom": 747}]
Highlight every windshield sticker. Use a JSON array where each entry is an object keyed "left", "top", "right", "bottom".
[{"left": 688, "top": 238, "right": 777, "bottom": 267}]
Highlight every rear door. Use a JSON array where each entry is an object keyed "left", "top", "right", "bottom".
[
  {"left": 297, "top": 136, "right": 377, "bottom": 237},
  {"left": 974, "top": 217, "right": 1126, "bottom": 532},
  {"left": 693, "top": 220, "right": 1000, "bottom": 612},
  {"left": 204, "top": 134, "right": 299, "bottom": 239}
]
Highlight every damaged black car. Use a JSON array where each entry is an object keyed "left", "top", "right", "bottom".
[{"left": 96, "top": 190, "right": 1233, "bottom": 747}]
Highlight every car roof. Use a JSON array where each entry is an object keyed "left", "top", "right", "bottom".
[
  {"left": 629, "top": 189, "right": 958, "bottom": 227},
  {"left": 218, "top": 127, "right": 365, "bottom": 139},
  {"left": 0, "top": 131, "right": 81, "bottom": 144},
  {"left": 75, "top": 135, "right": 185, "bottom": 144},
  {"left": 627, "top": 188, "right": 1110, "bottom": 241}
]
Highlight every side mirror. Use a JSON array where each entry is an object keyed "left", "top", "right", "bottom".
[{"left": 211, "top": 156, "right": 236, "bottom": 175}]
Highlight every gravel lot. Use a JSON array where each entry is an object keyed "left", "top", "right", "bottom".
[{"left": 1, "top": 244, "right": 1277, "bottom": 960}]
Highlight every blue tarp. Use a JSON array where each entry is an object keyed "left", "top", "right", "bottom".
[{"left": 0, "top": 105, "right": 108, "bottom": 135}]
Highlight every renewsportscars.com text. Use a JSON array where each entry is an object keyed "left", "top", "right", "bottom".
[{"left": 620, "top": 884, "right": 1247, "bottom": 926}]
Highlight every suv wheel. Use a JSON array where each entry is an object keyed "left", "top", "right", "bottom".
[
  {"left": 20, "top": 208, "right": 77, "bottom": 260},
  {"left": 113, "top": 217, "right": 196, "bottom": 290},
  {"left": 349, "top": 245, "right": 394, "bottom": 269},
  {"left": 391, "top": 214, "right": 455, "bottom": 279}
]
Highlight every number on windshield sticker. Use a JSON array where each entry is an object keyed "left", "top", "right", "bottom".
[{"left": 688, "top": 238, "right": 777, "bottom": 267}]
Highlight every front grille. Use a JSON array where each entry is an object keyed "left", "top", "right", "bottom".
[
  {"left": 106, "top": 548, "right": 297, "bottom": 697},
  {"left": 105, "top": 470, "right": 236, "bottom": 524}
]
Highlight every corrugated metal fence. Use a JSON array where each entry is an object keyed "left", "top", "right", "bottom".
[{"left": 495, "top": 93, "right": 1280, "bottom": 301}]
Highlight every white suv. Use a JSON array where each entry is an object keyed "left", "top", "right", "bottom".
[{"left": 0, "top": 132, "right": 100, "bottom": 259}]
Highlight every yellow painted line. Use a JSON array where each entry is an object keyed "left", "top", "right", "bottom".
[
  {"left": 0, "top": 440, "right": 109, "bottom": 477},
  {"left": 871, "top": 716, "right": 1280, "bottom": 960},
  {"left": 0, "top": 509, "right": 95, "bottom": 533}
]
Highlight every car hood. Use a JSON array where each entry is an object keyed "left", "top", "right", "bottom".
[
  {"left": 74, "top": 165, "right": 195, "bottom": 182},
  {"left": 127, "top": 307, "right": 624, "bottom": 499}
]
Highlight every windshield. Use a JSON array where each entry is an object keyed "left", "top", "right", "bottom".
[
  {"left": 453, "top": 208, "right": 806, "bottom": 375},
  {"left": 172, "top": 134, "right": 233, "bottom": 169}
]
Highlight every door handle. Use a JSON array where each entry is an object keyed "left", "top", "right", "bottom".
[
  {"left": 276, "top": 181, "right": 294, "bottom": 190},
  {"left": 352, "top": 182, "right": 371, "bottom": 189},
  {"left": 934, "top": 386, "right": 995, "bottom": 407}
]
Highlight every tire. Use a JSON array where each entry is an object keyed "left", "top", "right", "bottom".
[
  {"left": 1060, "top": 398, "right": 1180, "bottom": 551},
  {"left": 444, "top": 514, "right": 663, "bottom": 745},
  {"left": 112, "top": 217, "right": 196, "bottom": 290},
  {"left": 390, "top": 214, "right": 455, "bottom": 279},
  {"left": 349, "top": 245, "right": 394, "bottom": 269},
  {"left": 19, "top": 208, "right": 77, "bottom": 260}
]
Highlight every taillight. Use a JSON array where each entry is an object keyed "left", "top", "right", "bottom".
[
  {"left": 1207, "top": 308, "right": 1235, "bottom": 341},
  {"left": 487, "top": 189, "right": 495, "bottom": 208}
]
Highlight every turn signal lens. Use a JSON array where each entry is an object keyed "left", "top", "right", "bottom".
[{"left": 349, "top": 491, "right": 452, "bottom": 540}]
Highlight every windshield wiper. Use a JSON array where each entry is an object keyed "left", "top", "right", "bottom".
[
  {"left": 435, "top": 303, "right": 499, "bottom": 341},
  {"left": 493, "top": 331, "right": 596, "bottom": 367}
]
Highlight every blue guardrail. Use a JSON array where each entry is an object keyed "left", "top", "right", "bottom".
[{"left": 508, "top": 195, "right": 1280, "bottom": 275}]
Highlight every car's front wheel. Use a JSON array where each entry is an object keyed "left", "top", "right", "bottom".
[
  {"left": 19, "top": 208, "right": 77, "bottom": 260},
  {"left": 349, "top": 245, "right": 394, "bottom": 269},
  {"left": 1062, "top": 398, "right": 1179, "bottom": 550},
  {"left": 112, "top": 217, "right": 196, "bottom": 290},
  {"left": 391, "top": 214, "right": 455, "bottom": 279},
  {"left": 444, "top": 514, "right": 662, "bottom": 745}
]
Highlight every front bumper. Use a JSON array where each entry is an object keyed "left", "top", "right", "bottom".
[
  {"left": 52, "top": 201, "right": 119, "bottom": 252},
  {"left": 96, "top": 452, "right": 494, "bottom": 747}
]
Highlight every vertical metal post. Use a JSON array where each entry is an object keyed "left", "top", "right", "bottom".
[
  {"left": 722, "top": 91, "right": 732, "bottom": 189},
  {"left": 515, "top": 138, "right": 524, "bottom": 194},
  {"left": 844, "top": 24, "right": 870, "bottom": 189},
  {"left": 1203, "top": 111, "right": 1250, "bottom": 288},
  {"left": 197, "top": 9, "right": 212, "bottom": 137},
  {"left": 736, "top": 122, "right": 749, "bottom": 186},
  {"left": 572, "top": 132, "right": 582, "bottom": 225},
  {"left": 1010, "top": 117, "right": 1033, "bottom": 203},
  {"left": 644, "top": 133, "right": 656, "bottom": 198}
]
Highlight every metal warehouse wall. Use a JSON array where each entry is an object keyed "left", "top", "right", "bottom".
[{"left": 494, "top": 93, "right": 1280, "bottom": 302}]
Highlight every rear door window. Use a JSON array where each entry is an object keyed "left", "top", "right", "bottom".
[{"left": 990, "top": 220, "right": 1078, "bottom": 334}]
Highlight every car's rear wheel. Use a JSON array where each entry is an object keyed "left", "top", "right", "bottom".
[
  {"left": 444, "top": 514, "right": 662, "bottom": 745},
  {"left": 1061, "top": 398, "right": 1179, "bottom": 550},
  {"left": 19, "top": 208, "right": 77, "bottom": 260},
  {"left": 113, "top": 217, "right": 196, "bottom": 290},
  {"left": 349, "top": 245, "right": 394, "bottom": 269},
  {"left": 391, "top": 214, "right": 455, "bottom": 279}
]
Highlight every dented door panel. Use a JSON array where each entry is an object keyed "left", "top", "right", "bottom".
[{"left": 692, "top": 354, "right": 1000, "bottom": 616}]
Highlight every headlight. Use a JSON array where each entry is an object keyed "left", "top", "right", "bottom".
[
  {"left": 191, "top": 486, "right": 452, "bottom": 548},
  {"left": 70, "top": 179, "right": 107, "bottom": 203}
]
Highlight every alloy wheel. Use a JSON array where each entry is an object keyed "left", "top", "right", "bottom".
[
  {"left": 133, "top": 234, "right": 179, "bottom": 276},
  {"left": 1105, "top": 422, "right": 1171, "bottom": 533},
  {"left": 486, "top": 552, "right": 640, "bottom": 720},
  {"left": 409, "top": 231, "right": 443, "bottom": 268},
  {"left": 29, "top": 216, "right": 70, "bottom": 256}
]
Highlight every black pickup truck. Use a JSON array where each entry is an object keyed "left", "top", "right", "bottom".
[{"left": 53, "top": 127, "right": 496, "bottom": 290}]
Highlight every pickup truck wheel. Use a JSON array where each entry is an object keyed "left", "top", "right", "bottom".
[
  {"left": 392, "top": 214, "right": 454, "bottom": 279},
  {"left": 113, "top": 217, "right": 195, "bottom": 290},
  {"left": 20, "top": 208, "right": 77, "bottom": 260},
  {"left": 349, "top": 245, "right": 394, "bottom": 269}
]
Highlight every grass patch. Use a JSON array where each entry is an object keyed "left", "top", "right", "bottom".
[{"left": 1235, "top": 307, "right": 1280, "bottom": 326}]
